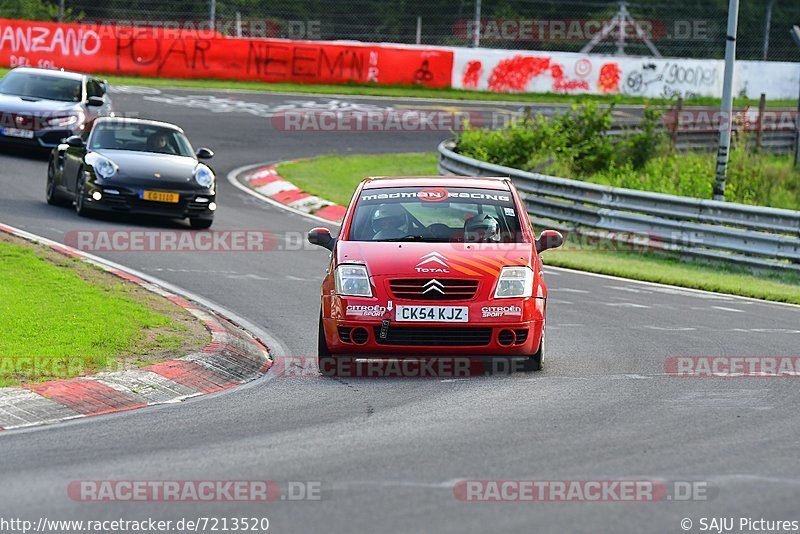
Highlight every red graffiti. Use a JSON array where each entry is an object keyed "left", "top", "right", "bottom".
[
  {"left": 487, "top": 55, "right": 550, "bottom": 92},
  {"left": 462, "top": 60, "right": 483, "bottom": 89},
  {"left": 550, "top": 64, "right": 589, "bottom": 91},
  {"left": 598, "top": 63, "right": 621, "bottom": 94}
]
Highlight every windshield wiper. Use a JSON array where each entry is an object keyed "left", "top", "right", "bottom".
[{"left": 383, "top": 234, "right": 427, "bottom": 242}]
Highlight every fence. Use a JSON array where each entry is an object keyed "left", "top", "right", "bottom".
[
  {"left": 15, "top": 0, "right": 800, "bottom": 61},
  {"left": 437, "top": 140, "right": 800, "bottom": 273}
]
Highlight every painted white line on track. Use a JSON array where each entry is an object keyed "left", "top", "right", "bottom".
[
  {"left": 604, "top": 302, "right": 651, "bottom": 308},
  {"left": 711, "top": 306, "right": 745, "bottom": 313},
  {"left": 227, "top": 162, "right": 338, "bottom": 226},
  {"left": 642, "top": 326, "right": 697, "bottom": 331}
]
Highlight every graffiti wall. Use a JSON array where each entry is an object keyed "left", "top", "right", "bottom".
[
  {"left": 0, "top": 18, "right": 453, "bottom": 88},
  {"left": 452, "top": 48, "right": 799, "bottom": 99},
  {"left": 0, "top": 18, "right": 795, "bottom": 99}
]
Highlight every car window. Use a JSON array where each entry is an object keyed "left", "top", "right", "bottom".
[
  {"left": 89, "top": 123, "right": 194, "bottom": 157},
  {"left": 0, "top": 71, "right": 82, "bottom": 102},
  {"left": 350, "top": 186, "right": 523, "bottom": 243}
]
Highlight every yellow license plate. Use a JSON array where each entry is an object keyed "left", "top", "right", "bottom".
[{"left": 141, "top": 190, "right": 180, "bottom": 203}]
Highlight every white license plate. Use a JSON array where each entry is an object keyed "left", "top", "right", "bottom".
[
  {"left": 1, "top": 127, "right": 34, "bottom": 139},
  {"left": 395, "top": 305, "right": 468, "bottom": 322}
]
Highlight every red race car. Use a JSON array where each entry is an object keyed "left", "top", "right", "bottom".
[{"left": 307, "top": 176, "right": 563, "bottom": 376}]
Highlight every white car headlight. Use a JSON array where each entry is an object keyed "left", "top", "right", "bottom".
[
  {"left": 494, "top": 266, "right": 534, "bottom": 299},
  {"left": 335, "top": 264, "right": 372, "bottom": 297},
  {"left": 46, "top": 112, "right": 84, "bottom": 128},
  {"left": 194, "top": 164, "right": 215, "bottom": 188},
  {"left": 86, "top": 153, "right": 117, "bottom": 179}
]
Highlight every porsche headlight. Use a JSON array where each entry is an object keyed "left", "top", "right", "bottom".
[
  {"left": 335, "top": 264, "right": 372, "bottom": 297},
  {"left": 194, "top": 164, "right": 215, "bottom": 188},
  {"left": 86, "top": 153, "right": 117, "bottom": 179},
  {"left": 494, "top": 266, "right": 534, "bottom": 299}
]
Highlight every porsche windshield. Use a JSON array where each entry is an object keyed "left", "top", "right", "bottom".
[
  {"left": 89, "top": 123, "right": 194, "bottom": 157},
  {"left": 350, "top": 186, "right": 524, "bottom": 243}
]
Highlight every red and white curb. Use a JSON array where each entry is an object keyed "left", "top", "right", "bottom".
[
  {"left": 0, "top": 223, "right": 272, "bottom": 431},
  {"left": 240, "top": 164, "right": 347, "bottom": 223}
]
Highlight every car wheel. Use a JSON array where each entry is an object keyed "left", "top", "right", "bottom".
[
  {"left": 45, "top": 159, "right": 67, "bottom": 206},
  {"left": 318, "top": 310, "right": 337, "bottom": 377},
  {"left": 74, "top": 167, "right": 91, "bottom": 217},
  {"left": 189, "top": 218, "right": 213, "bottom": 230},
  {"left": 520, "top": 327, "right": 544, "bottom": 372}
]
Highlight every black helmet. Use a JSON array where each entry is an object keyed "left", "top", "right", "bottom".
[{"left": 464, "top": 214, "right": 500, "bottom": 243}]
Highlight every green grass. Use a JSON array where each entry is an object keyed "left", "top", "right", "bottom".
[
  {"left": 0, "top": 238, "right": 196, "bottom": 387},
  {"left": 0, "top": 67, "right": 792, "bottom": 107},
  {"left": 278, "top": 152, "right": 438, "bottom": 206},
  {"left": 276, "top": 152, "right": 800, "bottom": 305}
]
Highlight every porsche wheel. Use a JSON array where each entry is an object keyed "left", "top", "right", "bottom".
[
  {"left": 46, "top": 159, "right": 67, "bottom": 206},
  {"left": 74, "top": 168, "right": 91, "bottom": 217}
]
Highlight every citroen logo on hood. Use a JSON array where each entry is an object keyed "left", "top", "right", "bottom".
[
  {"left": 422, "top": 279, "right": 445, "bottom": 294},
  {"left": 416, "top": 252, "right": 449, "bottom": 273}
]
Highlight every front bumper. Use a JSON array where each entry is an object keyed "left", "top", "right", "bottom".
[
  {"left": 0, "top": 127, "right": 77, "bottom": 149},
  {"left": 82, "top": 183, "right": 215, "bottom": 220},
  {"left": 323, "top": 296, "right": 545, "bottom": 356}
]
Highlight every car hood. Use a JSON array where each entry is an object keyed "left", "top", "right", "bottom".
[
  {"left": 0, "top": 94, "right": 79, "bottom": 114},
  {"left": 94, "top": 150, "right": 201, "bottom": 185},
  {"left": 336, "top": 241, "right": 534, "bottom": 278}
]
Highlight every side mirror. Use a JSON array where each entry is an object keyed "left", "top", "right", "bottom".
[
  {"left": 195, "top": 147, "right": 214, "bottom": 159},
  {"left": 64, "top": 135, "right": 85, "bottom": 148},
  {"left": 308, "top": 227, "right": 336, "bottom": 251},
  {"left": 87, "top": 96, "right": 104, "bottom": 107},
  {"left": 535, "top": 230, "right": 563, "bottom": 253}
]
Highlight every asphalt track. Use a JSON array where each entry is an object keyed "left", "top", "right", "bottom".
[{"left": 1, "top": 87, "right": 799, "bottom": 534}]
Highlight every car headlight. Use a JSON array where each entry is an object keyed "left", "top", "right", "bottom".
[
  {"left": 335, "top": 264, "right": 372, "bottom": 297},
  {"left": 85, "top": 153, "right": 117, "bottom": 179},
  {"left": 494, "top": 266, "right": 534, "bottom": 299},
  {"left": 46, "top": 112, "right": 83, "bottom": 128},
  {"left": 194, "top": 164, "right": 215, "bottom": 188}
]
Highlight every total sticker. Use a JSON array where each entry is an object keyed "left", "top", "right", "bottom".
[{"left": 504, "top": 207, "right": 516, "bottom": 216}]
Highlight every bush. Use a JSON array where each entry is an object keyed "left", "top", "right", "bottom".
[{"left": 454, "top": 101, "right": 800, "bottom": 210}]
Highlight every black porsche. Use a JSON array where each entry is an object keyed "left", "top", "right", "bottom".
[{"left": 46, "top": 117, "right": 217, "bottom": 229}]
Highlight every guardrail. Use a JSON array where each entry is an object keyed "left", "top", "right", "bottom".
[{"left": 437, "top": 140, "right": 800, "bottom": 273}]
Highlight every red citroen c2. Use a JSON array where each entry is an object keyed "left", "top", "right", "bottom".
[{"left": 307, "top": 176, "right": 563, "bottom": 375}]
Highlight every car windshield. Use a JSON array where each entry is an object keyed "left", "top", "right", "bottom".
[
  {"left": 89, "top": 123, "right": 194, "bottom": 157},
  {"left": 0, "top": 71, "right": 82, "bottom": 102},
  {"left": 350, "top": 186, "right": 524, "bottom": 243}
]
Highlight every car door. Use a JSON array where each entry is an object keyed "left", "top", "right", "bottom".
[{"left": 63, "top": 126, "right": 91, "bottom": 193}]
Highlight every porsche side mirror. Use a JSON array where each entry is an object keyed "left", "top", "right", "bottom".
[
  {"left": 64, "top": 135, "right": 85, "bottom": 148},
  {"left": 308, "top": 227, "right": 336, "bottom": 251},
  {"left": 536, "top": 230, "right": 563, "bottom": 253},
  {"left": 87, "top": 96, "right": 104, "bottom": 107},
  {"left": 195, "top": 147, "right": 214, "bottom": 159}
]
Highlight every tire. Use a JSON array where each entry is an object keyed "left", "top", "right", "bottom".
[
  {"left": 189, "top": 218, "right": 213, "bottom": 229},
  {"left": 74, "top": 167, "right": 91, "bottom": 217},
  {"left": 318, "top": 311, "right": 337, "bottom": 377},
  {"left": 46, "top": 159, "right": 67, "bottom": 206},
  {"left": 520, "top": 327, "right": 544, "bottom": 372}
]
